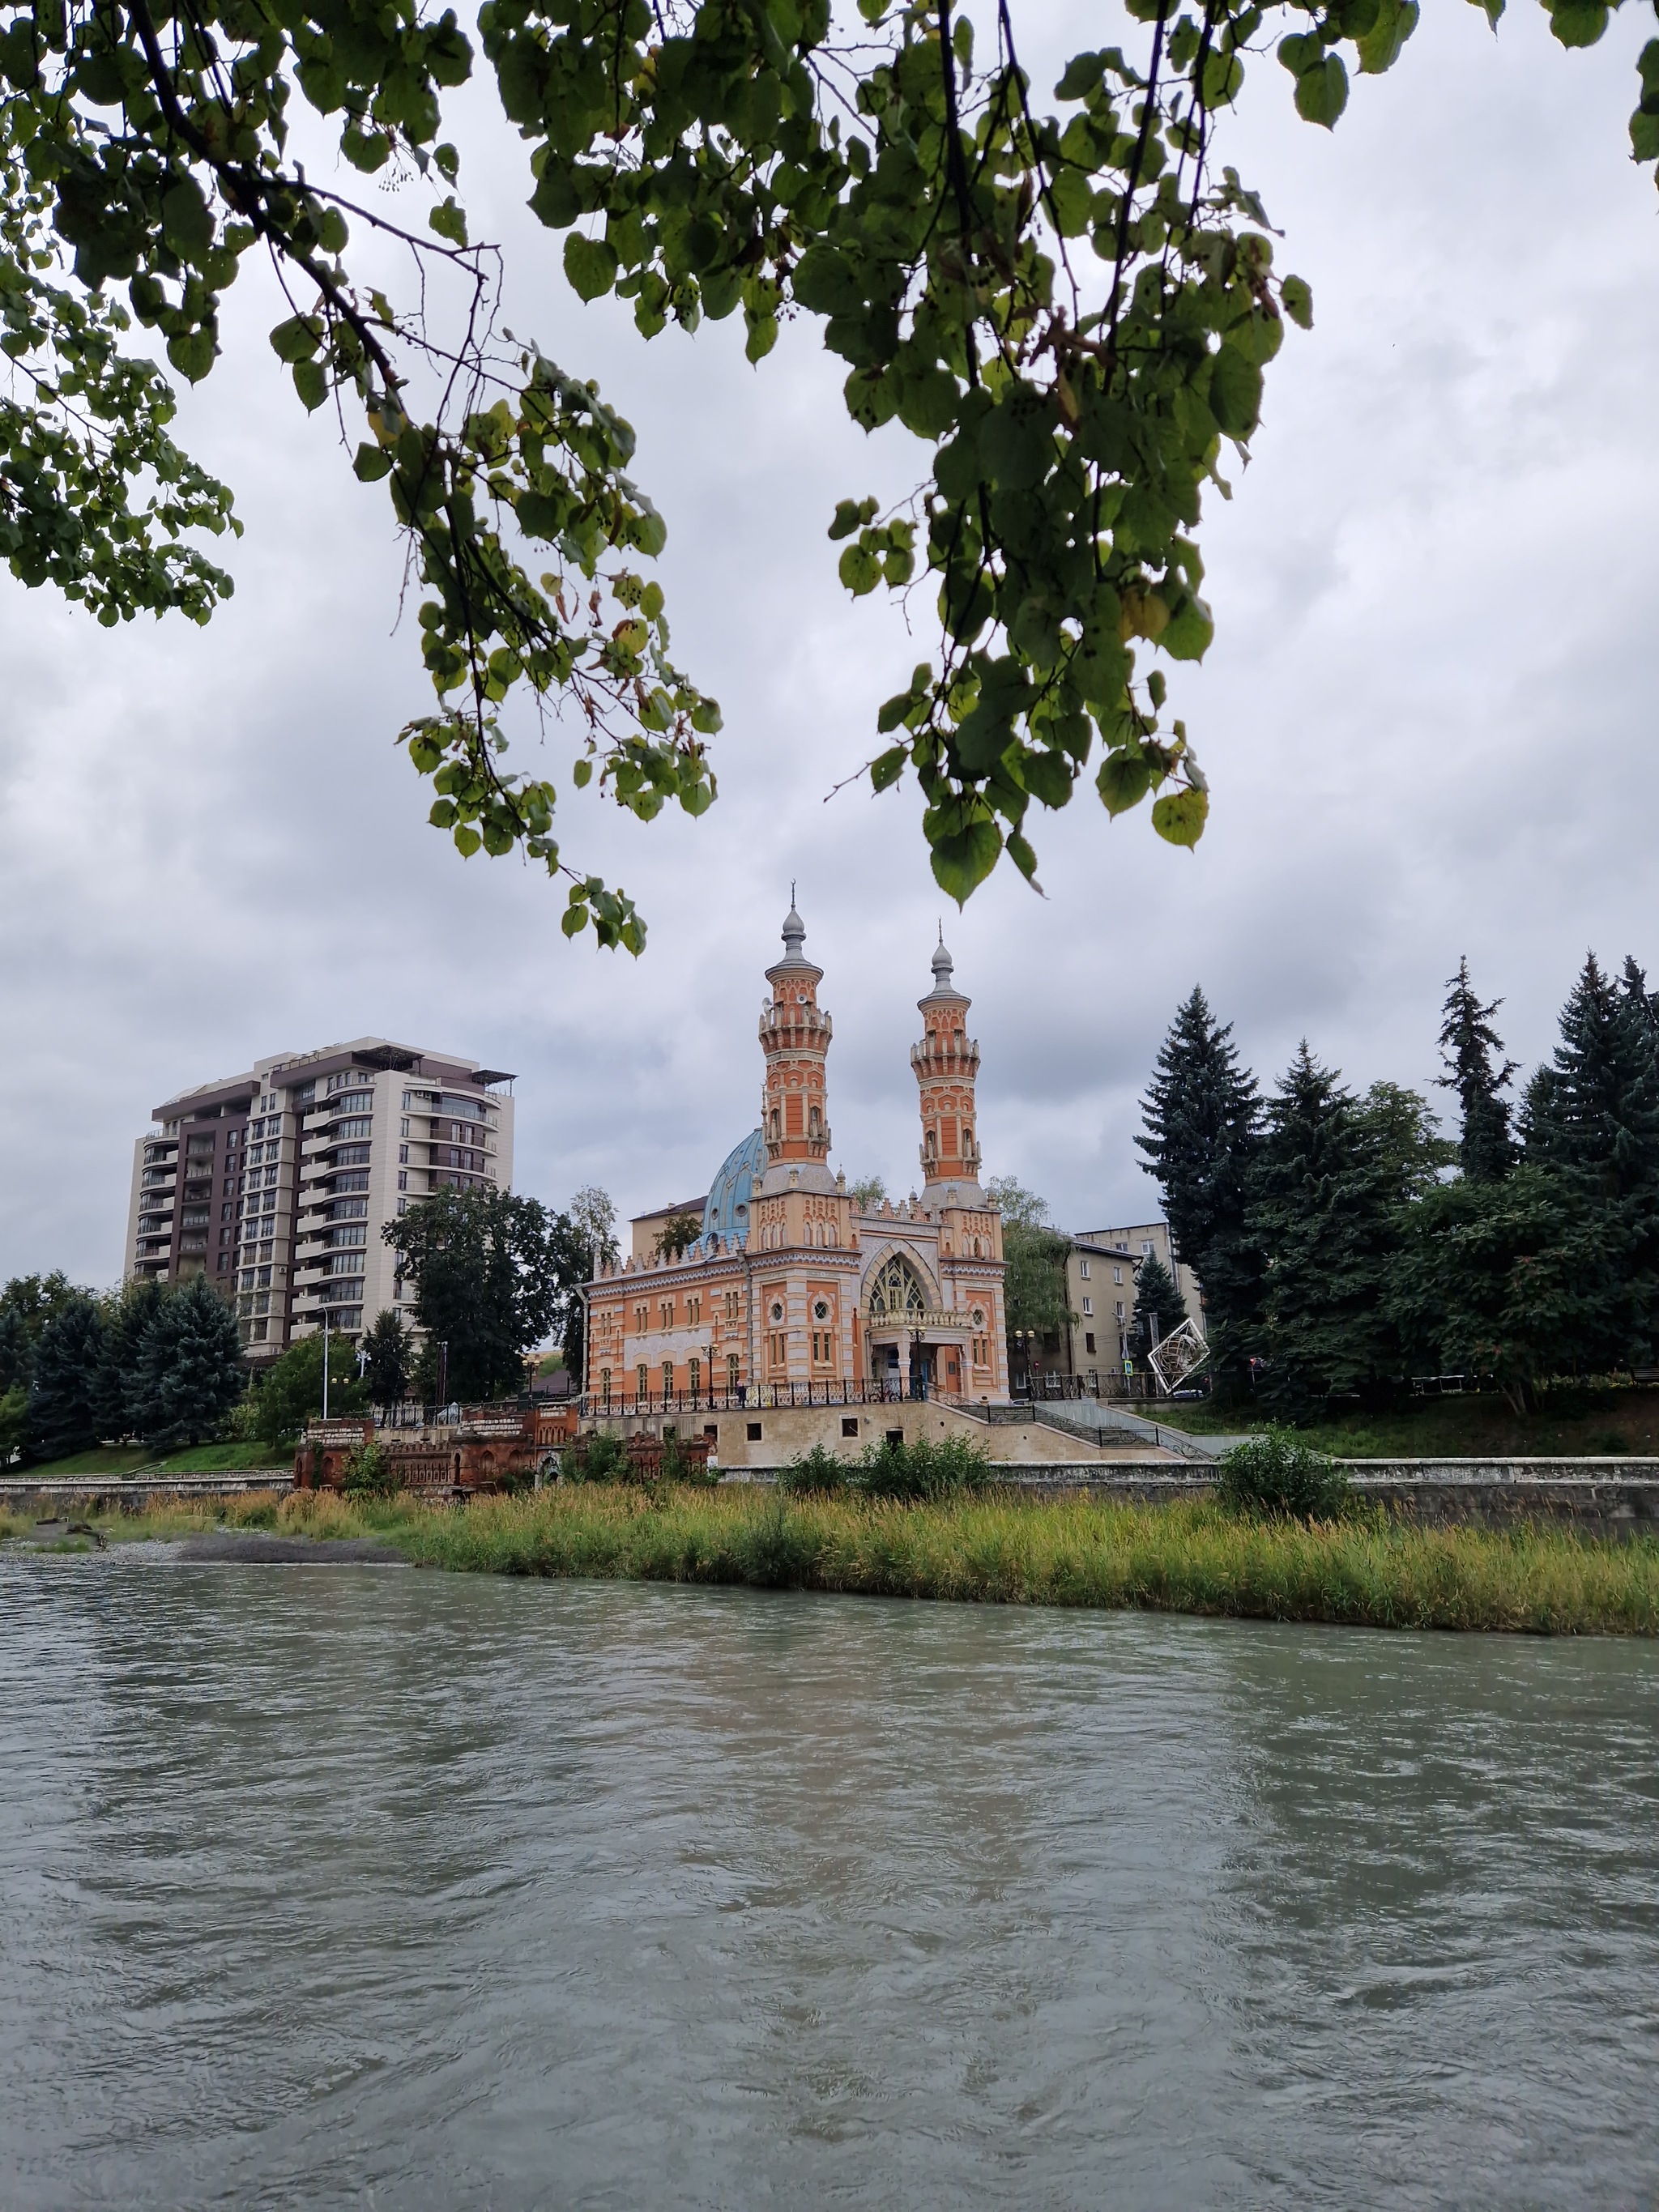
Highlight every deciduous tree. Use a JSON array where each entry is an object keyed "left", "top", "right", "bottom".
[
  {"left": 385, "top": 1186, "right": 585, "bottom": 1401},
  {"left": 6, "top": 0, "right": 1650, "bottom": 927}
]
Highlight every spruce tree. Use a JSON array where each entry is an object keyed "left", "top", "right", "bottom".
[
  {"left": 1533, "top": 953, "right": 1659, "bottom": 1200},
  {"left": 133, "top": 1276, "right": 243, "bottom": 1448},
  {"left": 92, "top": 1277, "right": 165, "bottom": 1444},
  {"left": 0, "top": 1307, "right": 32, "bottom": 1394},
  {"left": 1137, "top": 987, "right": 1261, "bottom": 1369},
  {"left": 361, "top": 1308, "right": 415, "bottom": 1404},
  {"left": 1436, "top": 958, "right": 1516, "bottom": 1183},
  {"left": 1131, "top": 1254, "right": 1188, "bottom": 1356},
  {"left": 1244, "top": 1045, "right": 1404, "bottom": 1420},
  {"left": 28, "top": 1293, "right": 107, "bottom": 1461}
]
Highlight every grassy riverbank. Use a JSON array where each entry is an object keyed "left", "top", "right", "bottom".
[
  {"left": 6, "top": 1485, "right": 1659, "bottom": 1636},
  {"left": 1155, "top": 1385, "right": 1659, "bottom": 1460}
]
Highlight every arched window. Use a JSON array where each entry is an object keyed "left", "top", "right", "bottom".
[
  {"left": 867, "top": 1254, "right": 928, "bottom": 1318},
  {"left": 637, "top": 1362, "right": 650, "bottom": 1402},
  {"left": 599, "top": 1366, "right": 612, "bottom": 1402},
  {"left": 727, "top": 1352, "right": 740, "bottom": 1394},
  {"left": 808, "top": 1105, "right": 821, "bottom": 1137},
  {"left": 769, "top": 1108, "right": 781, "bottom": 1140},
  {"left": 924, "top": 1127, "right": 938, "bottom": 1161},
  {"left": 662, "top": 1359, "right": 675, "bottom": 1397}
]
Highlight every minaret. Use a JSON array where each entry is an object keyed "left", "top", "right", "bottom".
[
  {"left": 757, "top": 897, "right": 837, "bottom": 1195},
  {"left": 912, "top": 931, "right": 983, "bottom": 1191}
]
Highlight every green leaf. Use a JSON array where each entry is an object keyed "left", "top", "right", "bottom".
[
  {"left": 929, "top": 816, "right": 1003, "bottom": 904},
  {"left": 292, "top": 358, "right": 328, "bottom": 411},
  {"left": 564, "top": 232, "right": 619, "bottom": 302},
  {"left": 429, "top": 196, "right": 469, "bottom": 247},
  {"left": 1209, "top": 346, "right": 1263, "bottom": 437},
  {"left": 1280, "top": 275, "right": 1315, "bottom": 330},
  {"left": 166, "top": 327, "right": 216, "bottom": 383},
  {"left": 839, "top": 544, "right": 881, "bottom": 595},
  {"left": 1547, "top": 0, "right": 1607, "bottom": 45},
  {"left": 871, "top": 745, "right": 906, "bottom": 790},
  {"left": 160, "top": 177, "right": 214, "bottom": 264},
  {"left": 829, "top": 497, "right": 878, "bottom": 541},
  {"left": 1357, "top": 0, "right": 1418, "bottom": 72},
  {"left": 1007, "top": 831, "right": 1041, "bottom": 884},
  {"left": 1097, "top": 752, "right": 1152, "bottom": 816},
  {"left": 1161, "top": 595, "right": 1215, "bottom": 663},
  {"left": 353, "top": 441, "right": 393, "bottom": 482},
  {"left": 1632, "top": 109, "right": 1659, "bottom": 161},
  {"left": 269, "top": 315, "right": 322, "bottom": 364},
  {"left": 561, "top": 901, "right": 588, "bottom": 938},
  {"left": 454, "top": 825, "right": 482, "bottom": 858},
  {"left": 1151, "top": 786, "right": 1209, "bottom": 847},
  {"left": 1294, "top": 54, "right": 1349, "bottom": 126},
  {"left": 980, "top": 386, "right": 1054, "bottom": 490}
]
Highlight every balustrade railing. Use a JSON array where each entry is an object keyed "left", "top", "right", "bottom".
[{"left": 577, "top": 1378, "right": 949, "bottom": 1419}]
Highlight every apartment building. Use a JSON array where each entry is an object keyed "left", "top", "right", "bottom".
[
  {"left": 1060, "top": 1221, "right": 1205, "bottom": 1382},
  {"left": 126, "top": 1037, "right": 514, "bottom": 1361}
]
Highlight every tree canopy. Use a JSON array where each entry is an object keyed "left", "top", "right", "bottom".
[
  {"left": 384, "top": 1183, "right": 586, "bottom": 1400},
  {"left": 6, "top": 0, "right": 1652, "bottom": 939}
]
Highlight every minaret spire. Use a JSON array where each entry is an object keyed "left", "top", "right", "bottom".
[
  {"left": 758, "top": 896, "right": 836, "bottom": 1191},
  {"left": 912, "top": 934, "right": 982, "bottom": 1188}
]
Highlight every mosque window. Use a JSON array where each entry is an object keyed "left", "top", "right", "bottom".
[
  {"left": 637, "top": 1362, "right": 650, "bottom": 1400},
  {"left": 662, "top": 1361, "right": 675, "bottom": 1397},
  {"left": 599, "top": 1368, "right": 612, "bottom": 1400},
  {"left": 769, "top": 1300, "right": 785, "bottom": 1324},
  {"left": 813, "top": 1299, "right": 830, "bottom": 1322},
  {"left": 689, "top": 1357, "right": 702, "bottom": 1398},
  {"left": 868, "top": 1255, "right": 927, "bottom": 1317},
  {"left": 727, "top": 1353, "right": 740, "bottom": 1393},
  {"left": 808, "top": 1106, "right": 821, "bottom": 1137}
]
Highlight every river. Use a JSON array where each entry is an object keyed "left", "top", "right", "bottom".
[{"left": 2, "top": 1555, "right": 1656, "bottom": 2208}]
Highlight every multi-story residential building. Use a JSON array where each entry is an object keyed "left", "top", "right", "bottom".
[
  {"left": 126, "top": 1038, "right": 514, "bottom": 1362},
  {"left": 1058, "top": 1221, "right": 1205, "bottom": 1383}
]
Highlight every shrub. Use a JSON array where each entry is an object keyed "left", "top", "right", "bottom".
[
  {"left": 1218, "top": 1426, "right": 1349, "bottom": 1521},
  {"left": 563, "top": 1430, "right": 628, "bottom": 1484},
  {"left": 341, "top": 1438, "right": 399, "bottom": 1498},
  {"left": 778, "top": 1443, "right": 852, "bottom": 1496},
  {"left": 855, "top": 1433, "right": 994, "bottom": 1502}
]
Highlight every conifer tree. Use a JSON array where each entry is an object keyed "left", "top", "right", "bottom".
[
  {"left": 1137, "top": 988, "right": 1261, "bottom": 1368},
  {"left": 28, "top": 1293, "right": 107, "bottom": 1461},
  {"left": 1131, "top": 1254, "right": 1188, "bottom": 1357},
  {"left": 1437, "top": 959, "right": 1516, "bottom": 1183},
  {"left": 361, "top": 1309, "right": 415, "bottom": 1406},
  {"left": 131, "top": 1276, "right": 243, "bottom": 1448},
  {"left": 92, "top": 1277, "right": 165, "bottom": 1444},
  {"left": 1244, "top": 1045, "right": 1404, "bottom": 1420},
  {"left": 0, "top": 1307, "right": 32, "bottom": 1395},
  {"left": 1529, "top": 953, "right": 1659, "bottom": 1202}
]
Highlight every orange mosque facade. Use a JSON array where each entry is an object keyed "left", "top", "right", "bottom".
[{"left": 582, "top": 908, "right": 1010, "bottom": 1409}]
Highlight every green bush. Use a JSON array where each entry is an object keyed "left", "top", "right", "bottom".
[
  {"left": 341, "top": 1438, "right": 399, "bottom": 1497},
  {"left": 855, "top": 1433, "right": 994, "bottom": 1502},
  {"left": 1218, "top": 1426, "right": 1349, "bottom": 1521},
  {"left": 563, "top": 1430, "right": 628, "bottom": 1484},
  {"left": 778, "top": 1443, "right": 852, "bottom": 1496}
]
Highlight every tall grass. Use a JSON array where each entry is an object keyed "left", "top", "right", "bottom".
[{"left": 7, "top": 1485, "right": 1658, "bottom": 1634}]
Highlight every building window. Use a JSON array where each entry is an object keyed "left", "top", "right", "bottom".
[
  {"left": 1113, "top": 1266, "right": 1123, "bottom": 1285},
  {"left": 397, "top": 1170, "right": 408, "bottom": 1191},
  {"left": 660, "top": 1301, "right": 673, "bottom": 1329},
  {"left": 1081, "top": 1297, "right": 1093, "bottom": 1317},
  {"left": 688, "top": 1357, "right": 702, "bottom": 1398},
  {"left": 727, "top": 1353, "right": 740, "bottom": 1394},
  {"left": 399, "top": 1144, "right": 409, "bottom": 1164},
  {"left": 637, "top": 1362, "right": 650, "bottom": 1400},
  {"left": 1085, "top": 1332, "right": 1097, "bottom": 1355},
  {"left": 661, "top": 1359, "right": 675, "bottom": 1397},
  {"left": 1115, "top": 1302, "right": 1125, "bottom": 1322},
  {"left": 1079, "top": 1259, "right": 1090, "bottom": 1279},
  {"left": 599, "top": 1367, "right": 612, "bottom": 1400}
]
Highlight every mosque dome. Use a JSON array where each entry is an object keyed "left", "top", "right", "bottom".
[{"left": 702, "top": 1127, "right": 766, "bottom": 1245}]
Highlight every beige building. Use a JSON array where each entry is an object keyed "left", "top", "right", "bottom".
[
  {"left": 1058, "top": 1221, "right": 1205, "bottom": 1384},
  {"left": 126, "top": 1037, "right": 514, "bottom": 1362}
]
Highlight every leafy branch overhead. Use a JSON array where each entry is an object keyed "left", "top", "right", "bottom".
[{"left": 2, "top": 0, "right": 1653, "bottom": 929}]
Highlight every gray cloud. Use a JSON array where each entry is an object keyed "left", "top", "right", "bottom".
[{"left": 2, "top": 0, "right": 1657, "bottom": 1278}]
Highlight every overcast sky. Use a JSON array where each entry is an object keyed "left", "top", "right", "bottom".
[{"left": 3, "top": 0, "right": 1657, "bottom": 1283}]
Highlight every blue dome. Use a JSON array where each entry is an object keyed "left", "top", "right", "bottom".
[{"left": 702, "top": 1129, "right": 766, "bottom": 1247}]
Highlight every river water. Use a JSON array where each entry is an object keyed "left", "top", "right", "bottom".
[{"left": 2, "top": 1557, "right": 1657, "bottom": 2209}]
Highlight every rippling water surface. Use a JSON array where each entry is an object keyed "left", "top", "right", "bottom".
[{"left": 2, "top": 1555, "right": 1657, "bottom": 2209}]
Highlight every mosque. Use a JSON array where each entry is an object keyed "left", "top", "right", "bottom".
[{"left": 584, "top": 905, "right": 1011, "bottom": 1406}]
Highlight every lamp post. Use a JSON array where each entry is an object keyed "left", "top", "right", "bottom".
[{"left": 322, "top": 1308, "right": 330, "bottom": 1421}]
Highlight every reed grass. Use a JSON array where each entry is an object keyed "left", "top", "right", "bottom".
[{"left": 8, "top": 1485, "right": 1650, "bottom": 1635}]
